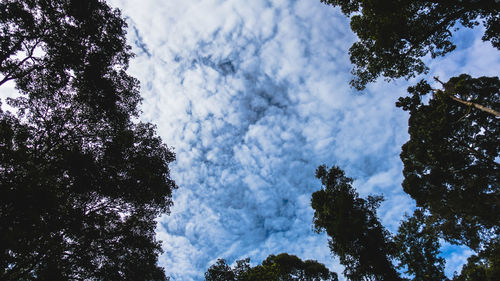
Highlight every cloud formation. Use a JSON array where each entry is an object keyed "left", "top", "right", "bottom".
[{"left": 104, "top": 0, "right": 500, "bottom": 280}]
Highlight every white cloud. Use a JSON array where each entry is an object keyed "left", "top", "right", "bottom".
[{"left": 106, "top": 0, "right": 499, "bottom": 280}]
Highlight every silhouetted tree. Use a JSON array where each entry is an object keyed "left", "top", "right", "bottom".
[
  {"left": 205, "top": 259, "right": 236, "bottom": 281},
  {"left": 204, "top": 253, "right": 338, "bottom": 281},
  {"left": 317, "top": 1, "right": 500, "bottom": 279},
  {"left": 0, "top": 0, "right": 176, "bottom": 280},
  {"left": 452, "top": 239, "right": 500, "bottom": 281},
  {"left": 395, "top": 209, "right": 447, "bottom": 281},
  {"left": 396, "top": 74, "right": 499, "bottom": 250},
  {"left": 311, "top": 165, "right": 402, "bottom": 281},
  {"left": 320, "top": 0, "right": 500, "bottom": 89}
]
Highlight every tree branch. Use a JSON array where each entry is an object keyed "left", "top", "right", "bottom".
[
  {"left": 434, "top": 77, "right": 500, "bottom": 117},
  {"left": 0, "top": 40, "right": 42, "bottom": 87}
]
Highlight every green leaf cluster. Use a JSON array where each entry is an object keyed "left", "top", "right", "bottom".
[
  {"left": 317, "top": 1, "right": 500, "bottom": 280},
  {"left": 0, "top": 0, "right": 176, "bottom": 280},
  {"left": 397, "top": 75, "right": 500, "bottom": 250},
  {"left": 312, "top": 166, "right": 403, "bottom": 281},
  {"left": 321, "top": 0, "right": 500, "bottom": 89},
  {"left": 205, "top": 253, "right": 338, "bottom": 281}
]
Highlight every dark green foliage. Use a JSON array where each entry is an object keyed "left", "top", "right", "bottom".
[
  {"left": 320, "top": 0, "right": 500, "bottom": 89},
  {"left": 396, "top": 74, "right": 500, "bottom": 250},
  {"left": 0, "top": 0, "right": 176, "bottom": 280},
  {"left": 0, "top": 0, "right": 139, "bottom": 124},
  {"left": 395, "top": 209, "right": 447, "bottom": 281},
  {"left": 311, "top": 165, "right": 402, "bottom": 281},
  {"left": 204, "top": 253, "right": 338, "bottom": 281},
  {"left": 261, "top": 253, "right": 338, "bottom": 281},
  {"left": 205, "top": 259, "right": 236, "bottom": 281},
  {"left": 452, "top": 239, "right": 500, "bottom": 281}
]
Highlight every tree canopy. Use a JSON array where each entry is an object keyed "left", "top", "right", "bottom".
[
  {"left": 321, "top": 0, "right": 500, "bottom": 89},
  {"left": 396, "top": 74, "right": 500, "bottom": 250},
  {"left": 0, "top": 0, "right": 176, "bottom": 280},
  {"left": 306, "top": 65, "right": 500, "bottom": 281},
  {"left": 395, "top": 209, "right": 447, "bottom": 281},
  {"left": 452, "top": 238, "right": 500, "bottom": 281},
  {"left": 319, "top": 0, "right": 500, "bottom": 278},
  {"left": 205, "top": 253, "right": 338, "bottom": 281},
  {"left": 311, "top": 165, "right": 402, "bottom": 281}
]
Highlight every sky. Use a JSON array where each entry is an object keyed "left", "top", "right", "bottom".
[
  {"left": 104, "top": 1, "right": 500, "bottom": 280},
  {"left": 3, "top": 1, "right": 497, "bottom": 280}
]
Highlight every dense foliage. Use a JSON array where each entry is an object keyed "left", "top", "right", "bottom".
[
  {"left": 316, "top": 1, "right": 500, "bottom": 280},
  {"left": 205, "top": 253, "right": 338, "bottom": 281},
  {"left": 321, "top": 0, "right": 500, "bottom": 89},
  {"left": 311, "top": 165, "right": 401, "bottom": 281},
  {"left": 311, "top": 163, "right": 499, "bottom": 281},
  {"left": 395, "top": 209, "right": 447, "bottom": 281},
  {"left": 2, "top": 0, "right": 498, "bottom": 280},
  {"left": 452, "top": 240, "right": 500, "bottom": 281},
  {"left": 396, "top": 74, "right": 500, "bottom": 250},
  {"left": 0, "top": 0, "right": 176, "bottom": 280}
]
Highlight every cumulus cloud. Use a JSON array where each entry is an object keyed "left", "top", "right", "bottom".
[
  {"left": 105, "top": 0, "right": 500, "bottom": 280},
  {"left": 1, "top": 1, "right": 496, "bottom": 280}
]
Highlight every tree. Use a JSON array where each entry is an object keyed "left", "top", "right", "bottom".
[
  {"left": 432, "top": 76, "right": 500, "bottom": 117},
  {"left": 320, "top": 0, "right": 500, "bottom": 89},
  {"left": 0, "top": 0, "right": 176, "bottom": 280},
  {"left": 452, "top": 239, "right": 500, "bottom": 281},
  {"left": 204, "top": 253, "right": 338, "bottom": 281},
  {"left": 395, "top": 209, "right": 447, "bottom": 281},
  {"left": 396, "top": 74, "right": 499, "bottom": 250},
  {"left": 1, "top": 0, "right": 140, "bottom": 125},
  {"left": 205, "top": 259, "right": 236, "bottom": 281},
  {"left": 260, "top": 253, "right": 338, "bottom": 281},
  {"left": 311, "top": 165, "right": 402, "bottom": 281}
]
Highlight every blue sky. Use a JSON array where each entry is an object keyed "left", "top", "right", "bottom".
[{"left": 103, "top": 1, "right": 500, "bottom": 280}]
